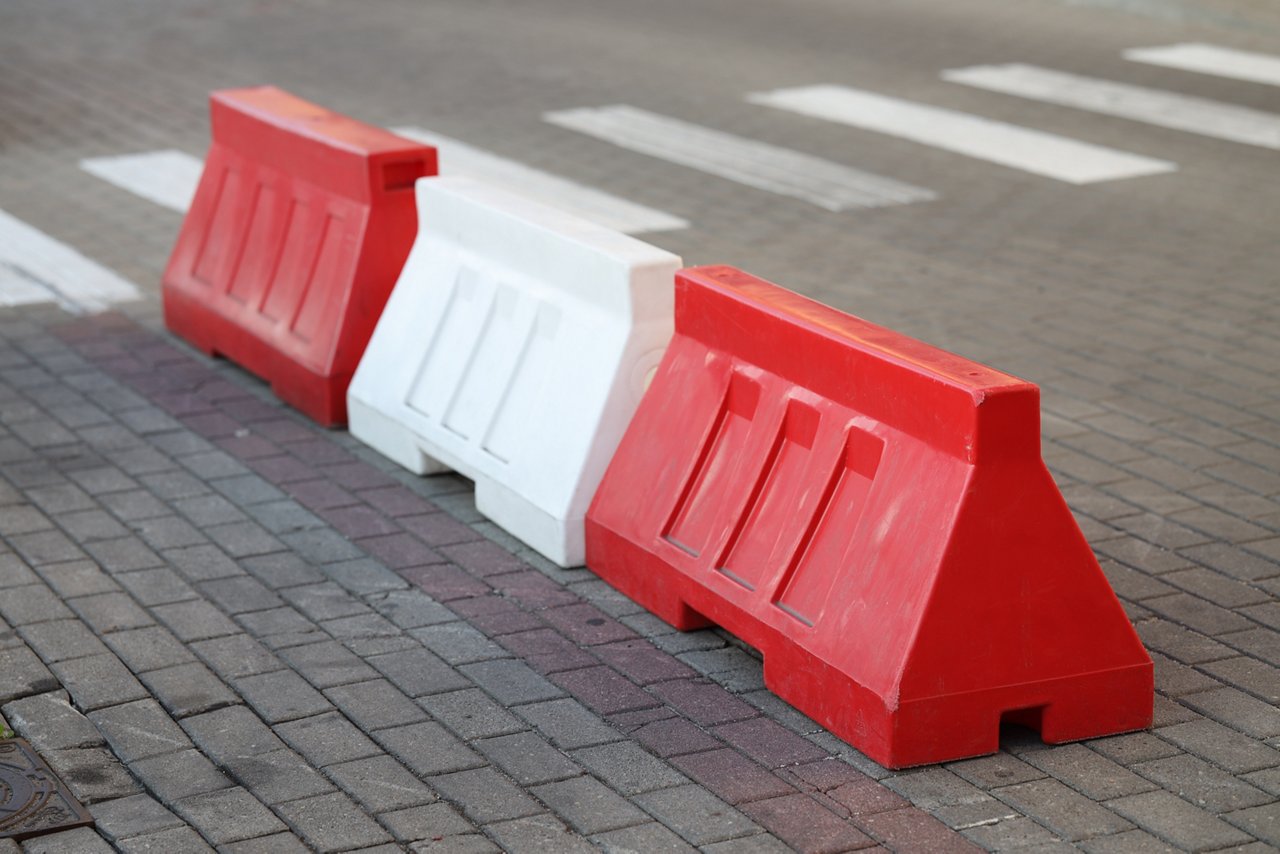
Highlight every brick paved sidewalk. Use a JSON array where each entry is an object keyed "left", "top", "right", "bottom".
[{"left": 0, "top": 301, "right": 1276, "bottom": 854}]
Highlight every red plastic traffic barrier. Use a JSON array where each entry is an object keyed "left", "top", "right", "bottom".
[
  {"left": 586, "top": 265, "right": 1152, "bottom": 768},
  {"left": 162, "top": 86, "right": 437, "bottom": 425}
]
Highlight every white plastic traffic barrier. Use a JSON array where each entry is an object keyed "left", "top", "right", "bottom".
[{"left": 348, "top": 176, "right": 680, "bottom": 567}]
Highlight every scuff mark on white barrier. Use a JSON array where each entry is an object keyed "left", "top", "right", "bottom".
[
  {"left": 348, "top": 176, "right": 680, "bottom": 567},
  {"left": 0, "top": 208, "right": 139, "bottom": 312}
]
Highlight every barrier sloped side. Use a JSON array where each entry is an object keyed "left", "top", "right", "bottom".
[
  {"left": 162, "top": 86, "right": 436, "bottom": 425},
  {"left": 585, "top": 265, "right": 1152, "bottom": 768},
  {"left": 348, "top": 176, "right": 680, "bottom": 567}
]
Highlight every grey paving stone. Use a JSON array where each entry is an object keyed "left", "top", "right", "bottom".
[
  {"left": 0, "top": 643, "right": 58, "bottom": 704},
  {"left": 326, "top": 754, "right": 439, "bottom": 812},
  {"left": 248, "top": 499, "right": 324, "bottom": 536},
  {"left": 104, "top": 625, "right": 193, "bottom": 673},
  {"left": 274, "top": 791, "right": 392, "bottom": 853},
  {"left": 409, "top": 835, "right": 500, "bottom": 853},
  {"left": 322, "top": 557, "right": 407, "bottom": 595},
  {"left": 573, "top": 742, "right": 690, "bottom": 796},
  {"left": 173, "top": 786, "right": 286, "bottom": 845},
  {"left": 1159, "top": 719, "right": 1280, "bottom": 773},
  {"left": 1180, "top": 686, "right": 1280, "bottom": 739},
  {"left": 322, "top": 612, "right": 402, "bottom": 640},
  {"left": 382, "top": 802, "right": 475, "bottom": 844},
  {"left": 17, "top": 617, "right": 113, "bottom": 666},
  {"left": 222, "top": 748, "right": 335, "bottom": 804},
  {"left": 234, "top": 670, "right": 331, "bottom": 723},
  {"left": 162, "top": 543, "right": 242, "bottom": 582},
  {"left": 191, "top": 634, "right": 283, "bottom": 682},
  {"left": 280, "top": 582, "right": 370, "bottom": 621},
  {"left": 515, "top": 698, "right": 623, "bottom": 750},
  {"left": 412, "top": 622, "right": 509, "bottom": 665},
  {"left": 44, "top": 746, "right": 143, "bottom": 803},
  {"left": 1087, "top": 733, "right": 1183, "bottom": 766},
  {"left": 486, "top": 813, "right": 597, "bottom": 854},
  {"left": 995, "top": 777, "right": 1133, "bottom": 841},
  {"left": 89, "top": 699, "right": 191, "bottom": 761},
  {"left": 701, "top": 834, "right": 794, "bottom": 854},
  {"left": 275, "top": 711, "right": 382, "bottom": 767},
  {"left": 49, "top": 652, "right": 148, "bottom": 711},
  {"left": 460, "top": 658, "right": 564, "bottom": 707},
  {"left": 234, "top": 606, "right": 318, "bottom": 640},
  {"left": 138, "top": 661, "right": 238, "bottom": 718},
  {"left": 204, "top": 520, "right": 283, "bottom": 558},
  {"left": 279, "top": 639, "right": 379, "bottom": 688},
  {"left": 99, "top": 489, "right": 169, "bottom": 522},
  {"left": 130, "top": 515, "right": 206, "bottom": 551},
  {"left": 0, "top": 504, "right": 53, "bottom": 537},
  {"left": 432, "top": 766, "right": 545, "bottom": 824},
  {"left": 367, "top": 647, "right": 472, "bottom": 697},
  {"left": 218, "top": 832, "right": 311, "bottom": 854},
  {"left": 172, "top": 493, "right": 246, "bottom": 527},
  {"left": 17, "top": 827, "right": 115, "bottom": 854},
  {"left": 634, "top": 784, "right": 760, "bottom": 846},
  {"left": 36, "top": 559, "right": 120, "bottom": 598},
  {"left": 1135, "top": 753, "right": 1275, "bottom": 813},
  {"left": 279, "top": 528, "right": 364, "bottom": 564},
  {"left": 475, "top": 731, "right": 580, "bottom": 785},
  {"left": 151, "top": 599, "right": 240, "bottom": 642},
  {"left": 0, "top": 583, "right": 73, "bottom": 625},
  {"left": 324, "top": 678, "right": 427, "bottom": 730},
  {"left": 66, "top": 591, "right": 153, "bottom": 635},
  {"left": 1108, "top": 790, "right": 1253, "bottom": 851},
  {"left": 591, "top": 821, "right": 699, "bottom": 853},
  {"left": 1020, "top": 744, "right": 1160, "bottom": 800},
  {"left": 533, "top": 775, "right": 648, "bottom": 835},
  {"left": 9, "top": 529, "right": 87, "bottom": 566},
  {"left": 182, "top": 705, "right": 286, "bottom": 759},
  {"left": 83, "top": 536, "right": 164, "bottom": 573},
  {"left": 419, "top": 688, "right": 527, "bottom": 741},
  {"left": 115, "top": 568, "right": 197, "bottom": 606},
  {"left": 369, "top": 588, "right": 456, "bottom": 629},
  {"left": 239, "top": 552, "right": 325, "bottom": 588},
  {"left": 195, "top": 576, "right": 281, "bottom": 615},
  {"left": 945, "top": 752, "right": 1047, "bottom": 790},
  {"left": 88, "top": 792, "right": 184, "bottom": 842},
  {"left": 116, "top": 825, "right": 215, "bottom": 853},
  {"left": 58, "top": 508, "right": 130, "bottom": 542},
  {"left": 0, "top": 553, "right": 38, "bottom": 588},
  {"left": 210, "top": 473, "right": 286, "bottom": 506},
  {"left": 1224, "top": 803, "right": 1280, "bottom": 847},
  {"left": 1, "top": 690, "right": 102, "bottom": 750},
  {"left": 129, "top": 747, "right": 233, "bottom": 800},
  {"left": 374, "top": 720, "right": 485, "bottom": 776}
]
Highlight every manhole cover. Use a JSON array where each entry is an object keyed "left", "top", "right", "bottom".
[{"left": 0, "top": 739, "right": 93, "bottom": 841}]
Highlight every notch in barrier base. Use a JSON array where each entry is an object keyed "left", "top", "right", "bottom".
[{"left": 585, "top": 265, "right": 1153, "bottom": 768}]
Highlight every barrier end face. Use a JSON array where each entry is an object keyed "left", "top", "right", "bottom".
[{"left": 678, "top": 265, "right": 1034, "bottom": 396}]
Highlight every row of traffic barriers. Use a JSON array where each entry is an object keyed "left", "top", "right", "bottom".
[{"left": 162, "top": 86, "right": 1153, "bottom": 768}]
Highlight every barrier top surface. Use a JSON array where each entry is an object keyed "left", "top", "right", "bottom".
[
  {"left": 678, "top": 265, "right": 1041, "bottom": 462},
  {"left": 415, "top": 176, "right": 681, "bottom": 314},
  {"left": 209, "top": 86, "right": 435, "bottom": 200}
]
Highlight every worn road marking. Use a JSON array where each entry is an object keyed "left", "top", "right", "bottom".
[
  {"left": 0, "top": 208, "right": 139, "bottom": 311},
  {"left": 393, "top": 126, "right": 689, "bottom": 234},
  {"left": 747, "top": 84, "right": 1176, "bottom": 184},
  {"left": 943, "top": 63, "right": 1280, "bottom": 150},
  {"left": 1125, "top": 43, "right": 1280, "bottom": 88},
  {"left": 544, "top": 104, "right": 937, "bottom": 211},
  {"left": 81, "top": 149, "right": 202, "bottom": 213}
]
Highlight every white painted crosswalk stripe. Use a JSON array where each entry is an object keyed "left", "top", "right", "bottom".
[
  {"left": 80, "top": 150, "right": 202, "bottom": 213},
  {"left": 944, "top": 64, "right": 1280, "bottom": 150},
  {"left": 1125, "top": 43, "right": 1280, "bottom": 88},
  {"left": 0, "top": 208, "right": 139, "bottom": 311},
  {"left": 747, "top": 85, "right": 1175, "bottom": 184},
  {"left": 391, "top": 126, "right": 688, "bottom": 234},
  {"left": 543, "top": 104, "right": 937, "bottom": 211}
]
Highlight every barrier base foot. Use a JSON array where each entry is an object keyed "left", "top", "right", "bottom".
[
  {"left": 475, "top": 477, "right": 582, "bottom": 569},
  {"left": 348, "top": 398, "right": 452, "bottom": 476}
]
